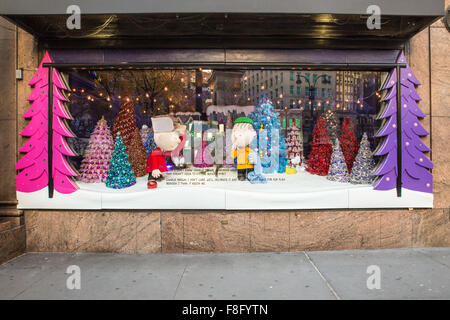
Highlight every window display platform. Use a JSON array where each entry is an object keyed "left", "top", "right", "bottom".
[{"left": 17, "top": 168, "right": 433, "bottom": 210}]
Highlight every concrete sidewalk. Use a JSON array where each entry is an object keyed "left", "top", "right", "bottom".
[{"left": 0, "top": 248, "right": 449, "bottom": 300}]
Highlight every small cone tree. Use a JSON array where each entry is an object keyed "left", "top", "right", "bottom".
[
  {"left": 324, "top": 109, "right": 339, "bottom": 141},
  {"left": 128, "top": 127, "right": 148, "bottom": 176},
  {"left": 112, "top": 98, "right": 147, "bottom": 177},
  {"left": 144, "top": 130, "right": 157, "bottom": 156},
  {"left": 140, "top": 125, "right": 151, "bottom": 145},
  {"left": 327, "top": 139, "right": 350, "bottom": 183},
  {"left": 339, "top": 117, "right": 357, "bottom": 172},
  {"left": 306, "top": 116, "right": 332, "bottom": 176},
  {"left": 350, "top": 132, "right": 375, "bottom": 184},
  {"left": 79, "top": 116, "right": 114, "bottom": 183},
  {"left": 105, "top": 133, "right": 136, "bottom": 189},
  {"left": 297, "top": 119, "right": 304, "bottom": 166},
  {"left": 16, "top": 50, "right": 79, "bottom": 194},
  {"left": 286, "top": 122, "right": 302, "bottom": 167}
]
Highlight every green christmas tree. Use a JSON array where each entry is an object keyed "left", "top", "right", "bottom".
[
  {"left": 105, "top": 133, "right": 136, "bottom": 189},
  {"left": 350, "top": 132, "right": 375, "bottom": 184}
]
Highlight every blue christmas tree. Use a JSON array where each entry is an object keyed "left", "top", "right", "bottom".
[
  {"left": 144, "top": 130, "right": 157, "bottom": 156},
  {"left": 249, "top": 97, "right": 288, "bottom": 174},
  {"left": 105, "top": 133, "right": 136, "bottom": 189}
]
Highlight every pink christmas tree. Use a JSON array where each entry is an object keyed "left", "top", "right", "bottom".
[
  {"left": 16, "top": 51, "right": 78, "bottom": 194},
  {"left": 79, "top": 116, "right": 114, "bottom": 183}
]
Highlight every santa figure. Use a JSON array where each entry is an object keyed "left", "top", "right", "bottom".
[{"left": 146, "top": 115, "right": 186, "bottom": 189}]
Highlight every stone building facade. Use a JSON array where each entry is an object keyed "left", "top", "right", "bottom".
[{"left": 0, "top": 6, "right": 449, "bottom": 262}]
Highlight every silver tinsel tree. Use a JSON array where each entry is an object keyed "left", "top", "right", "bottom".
[
  {"left": 327, "top": 139, "right": 349, "bottom": 183},
  {"left": 350, "top": 132, "right": 375, "bottom": 184}
]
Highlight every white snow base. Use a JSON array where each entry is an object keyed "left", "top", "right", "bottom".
[{"left": 17, "top": 169, "right": 433, "bottom": 210}]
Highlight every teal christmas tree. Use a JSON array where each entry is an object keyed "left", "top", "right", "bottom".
[
  {"left": 350, "top": 132, "right": 375, "bottom": 184},
  {"left": 327, "top": 139, "right": 349, "bottom": 183},
  {"left": 144, "top": 130, "right": 157, "bottom": 156},
  {"left": 249, "top": 97, "right": 288, "bottom": 173},
  {"left": 105, "top": 133, "right": 136, "bottom": 189}
]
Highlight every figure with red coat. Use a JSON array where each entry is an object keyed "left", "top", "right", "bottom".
[{"left": 146, "top": 115, "right": 187, "bottom": 189}]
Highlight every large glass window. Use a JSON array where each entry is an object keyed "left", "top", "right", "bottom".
[{"left": 66, "top": 68, "right": 384, "bottom": 173}]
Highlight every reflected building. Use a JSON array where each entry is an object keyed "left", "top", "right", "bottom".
[
  {"left": 208, "top": 70, "right": 245, "bottom": 106},
  {"left": 241, "top": 70, "right": 336, "bottom": 111}
]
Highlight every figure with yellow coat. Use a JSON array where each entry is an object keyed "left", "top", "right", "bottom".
[{"left": 231, "top": 117, "right": 258, "bottom": 181}]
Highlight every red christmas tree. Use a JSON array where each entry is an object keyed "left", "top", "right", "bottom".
[
  {"left": 339, "top": 117, "right": 358, "bottom": 172},
  {"left": 306, "top": 116, "right": 332, "bottom": 176},
  {"left": 79, "top": 116, "right": 114, "bottom": 183},
  {"left": 112, "top": 98, "right": 147, "bottom": 177}
]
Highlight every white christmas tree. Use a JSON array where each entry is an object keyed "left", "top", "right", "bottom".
[{"left": 286, "top": 122, "right": 303, "bottom": 167}]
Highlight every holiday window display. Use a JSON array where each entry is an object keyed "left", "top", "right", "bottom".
[
  {"left": 327, "top": 139, "right": 350, "bottom": 183},
  {"left": 146, "top": 115, "right": 187, "bottom": 188},
  {"left": 112, "top": 97, "right": 147, "bottom": 177},
  {"left": 373, "top": 52, "right": 433, "bottom": 193},
  {"left": 350, "top": 132, "right": 375, "bottom": 184},
  {"left": 105, "top": 133, "right": 136, "bottom": 189},
  {"left": 306, "top": 116, "right": 333, "bottom": 176},
  {"left": 16, "top": 51, "right": 79, "bottom": 194},
  {"left": 79, "top": 116, "right": 114, "bottom": 183},
  {"left": 15, "top": 55, "right": 434, "bottom": 211},
  {"left": 249, "top": 98, "right": 288, "bottom": 174},
  {"left": 339, "top": 117, "right": 358, "bottom": 173}
]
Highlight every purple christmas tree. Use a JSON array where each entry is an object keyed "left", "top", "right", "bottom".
[{"left": 373, "top": 51, "right": 433, "bottom": 193}]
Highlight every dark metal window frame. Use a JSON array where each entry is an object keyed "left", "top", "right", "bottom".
[{"left": 43, "top": 61, "right": 407, "bottom": 199}]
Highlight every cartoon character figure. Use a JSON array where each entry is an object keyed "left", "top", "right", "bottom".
[
  {"left": 231, "top": 117, "right": 258, "bottom": 181},
  {"left": 146, "top": 115, "right": 186, "bottom": 189}
]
